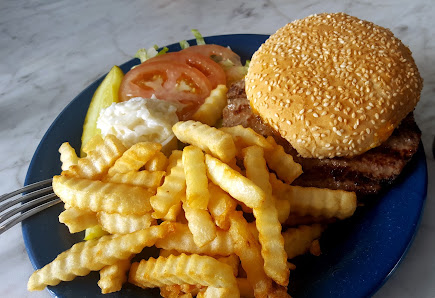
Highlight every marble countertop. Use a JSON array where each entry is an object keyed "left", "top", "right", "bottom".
[{"left": 0, "top": 0, "right": 434, "bottom": 297}]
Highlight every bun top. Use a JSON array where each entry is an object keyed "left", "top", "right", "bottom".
[{"left": 245, "top": 13, "right": 422, "bottom": 158}]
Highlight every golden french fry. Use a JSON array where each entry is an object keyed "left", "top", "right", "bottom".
[
  {"left": 128, "top": 254, "right": 238, "bottom": 291},
  {"left": 276, "top": 198, "right": 291, "bottom": 224},
  {"left": 172, "top": 121, "right": 236, "bottom": 163},
  {"left": 104, "top": 170, "right": 164, "bottom": 189},
  {"left": 182, "top": 146, "right": 209, "bottom": 210},
  {"left": 167, "top": 150, "right": 183, "bottom": 171},
  {"left": 265, "top": 136, "right": 303, "bottom": 184},
  {"left": 58, "top": 207, "right": 98, "bottom": 234},
  {"left": 144, "top": 151, "right": 168, "bottom": 172},
  {"left": 183, "top": 206, "right": 217, "bottom": 247},
  {"left": 208, "top": 183, "right": 237, "bottom": 230},
  {"left": 53, "top": 176, "right": 153, "bottom": 215},
  {"left": 192, "top": 84, "right": 228, "bottom": 126},
  {"left": 205, "top": 154, "right": 264, "bottom": 209},
  {"left": 217, "top": 254, "right": 239, "bottom": 277},
  {"left": 243, "top": 146, "right": 288, "bottom": 286},
  {"left": 283, "top": 224, "right": 325, "bottom": 259},
  {"left": 97, "top": 211, "right": 154, "bottom": 234},
  {"left": 59, "top": 142, "right": 79, "bottom": 171},
  {"left": 150, "top": 157, "right": 186, "bottom": 221},
  {"left": 228, "top": 211, "right": 274, "bottom": 297},
  {"left": 98, "top": 257, "right": 131, "bottom": 294},
  {"left": 155, "top": 223, "right": 234, "bottom": 256},
  {"left": 220, "top": 125, "right": 273, "bottom": 151},
  {"left": 108, "top": 142, "right": 162, "bottom": 176},
  {"left": 160, "top": 285, "right": 197, "bottom": 298},
  {"left": 270, "top": 173, "right": 357, "bottom": 219},
  {"left": 81, "top": 134, "right": 104, "bottom": 157},
  {"left": 63, "top": 134, "right": 126, "bottom": 179},
  {"left": 198, "top": 286, "right": 239, "bottom": 298},
  {"left": 28, "top": 223, "right": 174, "bottom": 291}
]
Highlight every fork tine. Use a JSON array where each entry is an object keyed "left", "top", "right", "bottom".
[
  {"left": 0, "top": 198, "right": 61, "bottom": 235},
  {"left": 0, "top": 192, "right": 59, "bottom": 224},
  {"left": 0, "top": 185, "right": 53, "bottom": 213},
  {"left": 0, "top": 178, "right": 53, "bottom": 203}
]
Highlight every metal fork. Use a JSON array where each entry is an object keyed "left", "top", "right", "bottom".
[{"left": 0, "top": 178, "right": 61, "bottom": 235}]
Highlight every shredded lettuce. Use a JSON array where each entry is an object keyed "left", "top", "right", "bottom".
[
  {"left": 134, "top": 45, "right": 168, "bottom": 63},
  {"left": 179, "top": 40, "right": 190, "bottom": 49},
  {"left": 191, "top": 29, "right": 206, "bottom": 45}
]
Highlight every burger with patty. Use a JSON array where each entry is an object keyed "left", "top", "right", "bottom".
[{"left": 223, "top": 13, "right": 423, "bottom": 197}]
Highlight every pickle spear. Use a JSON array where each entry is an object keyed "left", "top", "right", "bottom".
[{"left": 80, "top": 65, "right": 124, "bottom": 157}]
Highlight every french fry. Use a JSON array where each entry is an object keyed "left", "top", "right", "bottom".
[
  {"left": 183, "top": 205, "right": 217, "bottom": 247},
  {"left": 167, "top": 150, "right": 183, "bottom": 171},
  {"left": 128, "top": 254, "right": 238, "bottom": 291},
  {"left": 217, "top": 254, "right": 239, "bottom": 277},
  {"left": 63, "top": 134, "right": 126, "bottom": 179},
  {"left": 107, "top": 142, "right": 162, "bottom": 176},
  {"left": 104, "top": 170, "right": 164, "bottom": 189},
  {"left": 219, "top": 125, "right": 273, "bottom": 151},
  {"left": 144, "top": 151, "right": 168, "bottom": 172},
  {"left": 98, "top": 257, "right": 131, "bottom": 294},
  {"left": 150, "top": 157, "right": 186, "bottom": 221},
  {"left": 265, "top": 136, "right": 303, "bottom": 184},
  {"left": 243, "top": 146, "right": 288, "bottom": 286},
  {"left": 228, "top": 211, "right": 274, "bottom": 297},
  {"left": 276, "top": 198, "right": 291, "bottom": 224},
  {"left": 192, "top": 84, "right": 228, "bottom": 126},
  {"left": 197, "top": 286, "right": 239, "bottom": 298},
  {"left": 58, "top": 207, "right": 98, "bottom": 234},
  {"left": 172, "top": 120, "right": 236, "bottom": 163},
  {"left": 182, "top": 146, "right": 209, "bottom": 210},
  {"left": 53, "top": 176, "right": 153, "bottom": 215},
  {"left": 81, "top": 134, "right": 104, "bottom": 157},
  {"left": 59, "top": 142, "right": 79, "bottom": 171},
  {"left": 28, "top": 223, "right": 174, "bottom": 291},
  {"left": 270, "top": 173, "right": 357, "bottom": 219},
  {"left": 282, "top": 224, "right": 325, "bottom": 259},
  {"left": 97, "top": 211, "right": 154, "bottom": 234},
  {"left": 208, "top": 183, "right": 237, "bottom": 230},
  {"left": 205, "top": 154, "right": 265, "bottom": 209},
  {"left": 155, "top": 223, "right": 234, "bottom": 256}
]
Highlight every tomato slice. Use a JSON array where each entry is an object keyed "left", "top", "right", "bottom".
[
  {"left": 148, "top": 52, "right": 226, "bottom": 89},
  {"left": 181, "top": 44, "right": 242, "bottom": 66},
  {"left": 119, "top": 61, "right": 212, "bottom": 120}
]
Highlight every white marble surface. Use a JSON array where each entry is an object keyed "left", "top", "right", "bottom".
[{"left": 0, "top": 0, "right": 434, "bottom": 297}]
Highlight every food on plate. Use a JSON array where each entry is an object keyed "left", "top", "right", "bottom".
[
  {"left": 98, "top": 258, "right": 132, "bottom": 294},
  {"left": 173, "top": 120, "right": 237, "bottom": 163},
  {"left": 28, "top": 14, "right": 424, "bottom": 297},
  {"left": 81, "top": 65, "right": 124, "bottom": 156},
  {"left": 97, "top": 97, "right": 179, "bottom": 154},
  {"left": 28, "top": 224, "right": 174, "bottom": 291},
  {"left": 192, "top": 84, "right": 228, "bottom": 126},
  {"left": 223, "top": 14, "right": 422, "bottom": 197}
]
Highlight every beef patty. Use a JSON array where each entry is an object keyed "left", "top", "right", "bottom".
[{"left": 223, "top": 80, "right": 422, "bottom": 197}]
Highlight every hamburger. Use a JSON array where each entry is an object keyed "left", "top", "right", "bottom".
[{"left": 223, "top": 13, "right": 423, "bottom": 197}]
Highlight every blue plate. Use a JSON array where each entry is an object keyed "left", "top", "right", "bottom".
[{"left": 22, "top": 34, "right": 428, "bottom": 298}]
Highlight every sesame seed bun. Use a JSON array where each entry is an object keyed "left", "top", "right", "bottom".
[{"left": 245, "top": 13, "right": 423, "bottom": 158}]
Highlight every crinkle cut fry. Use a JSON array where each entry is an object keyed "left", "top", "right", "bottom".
[
  {"left": 243, "top": 146, "right": 289, "bottom": 286},
  {"left": 28, "top": 223, "right": 174, "bottom": 291},
  {"left": 129, "top": 253, "right": 238, "bottom": 296},
  {"left": 283, "top": 224, "right": 325, "bottom": 259},
  {"left": 155, "top": 223, "right": 234, "bottom": 256},
  {"left": 108, "top": 142, "right": 162, "bottom": 176},
  {"left": 59, "top": 142, "right": 79, "bottom": 171},
  {"left": 97, "top": 211, "right": 154, "bottom": 234},
  {"left": 150, "top": 157, "right": 186, "bottom": 220},
  {"left": 53, "top": 175, "right": 153, "bottom": 215},
  {"left": 63, "top": 134, "right": 126, "bottom": 179},
  {"left": 172, "top": 120, "right": 236, "bottom": 163},
  {"left": 98, "top": 257, "right": 132, "bottom": 294}
]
